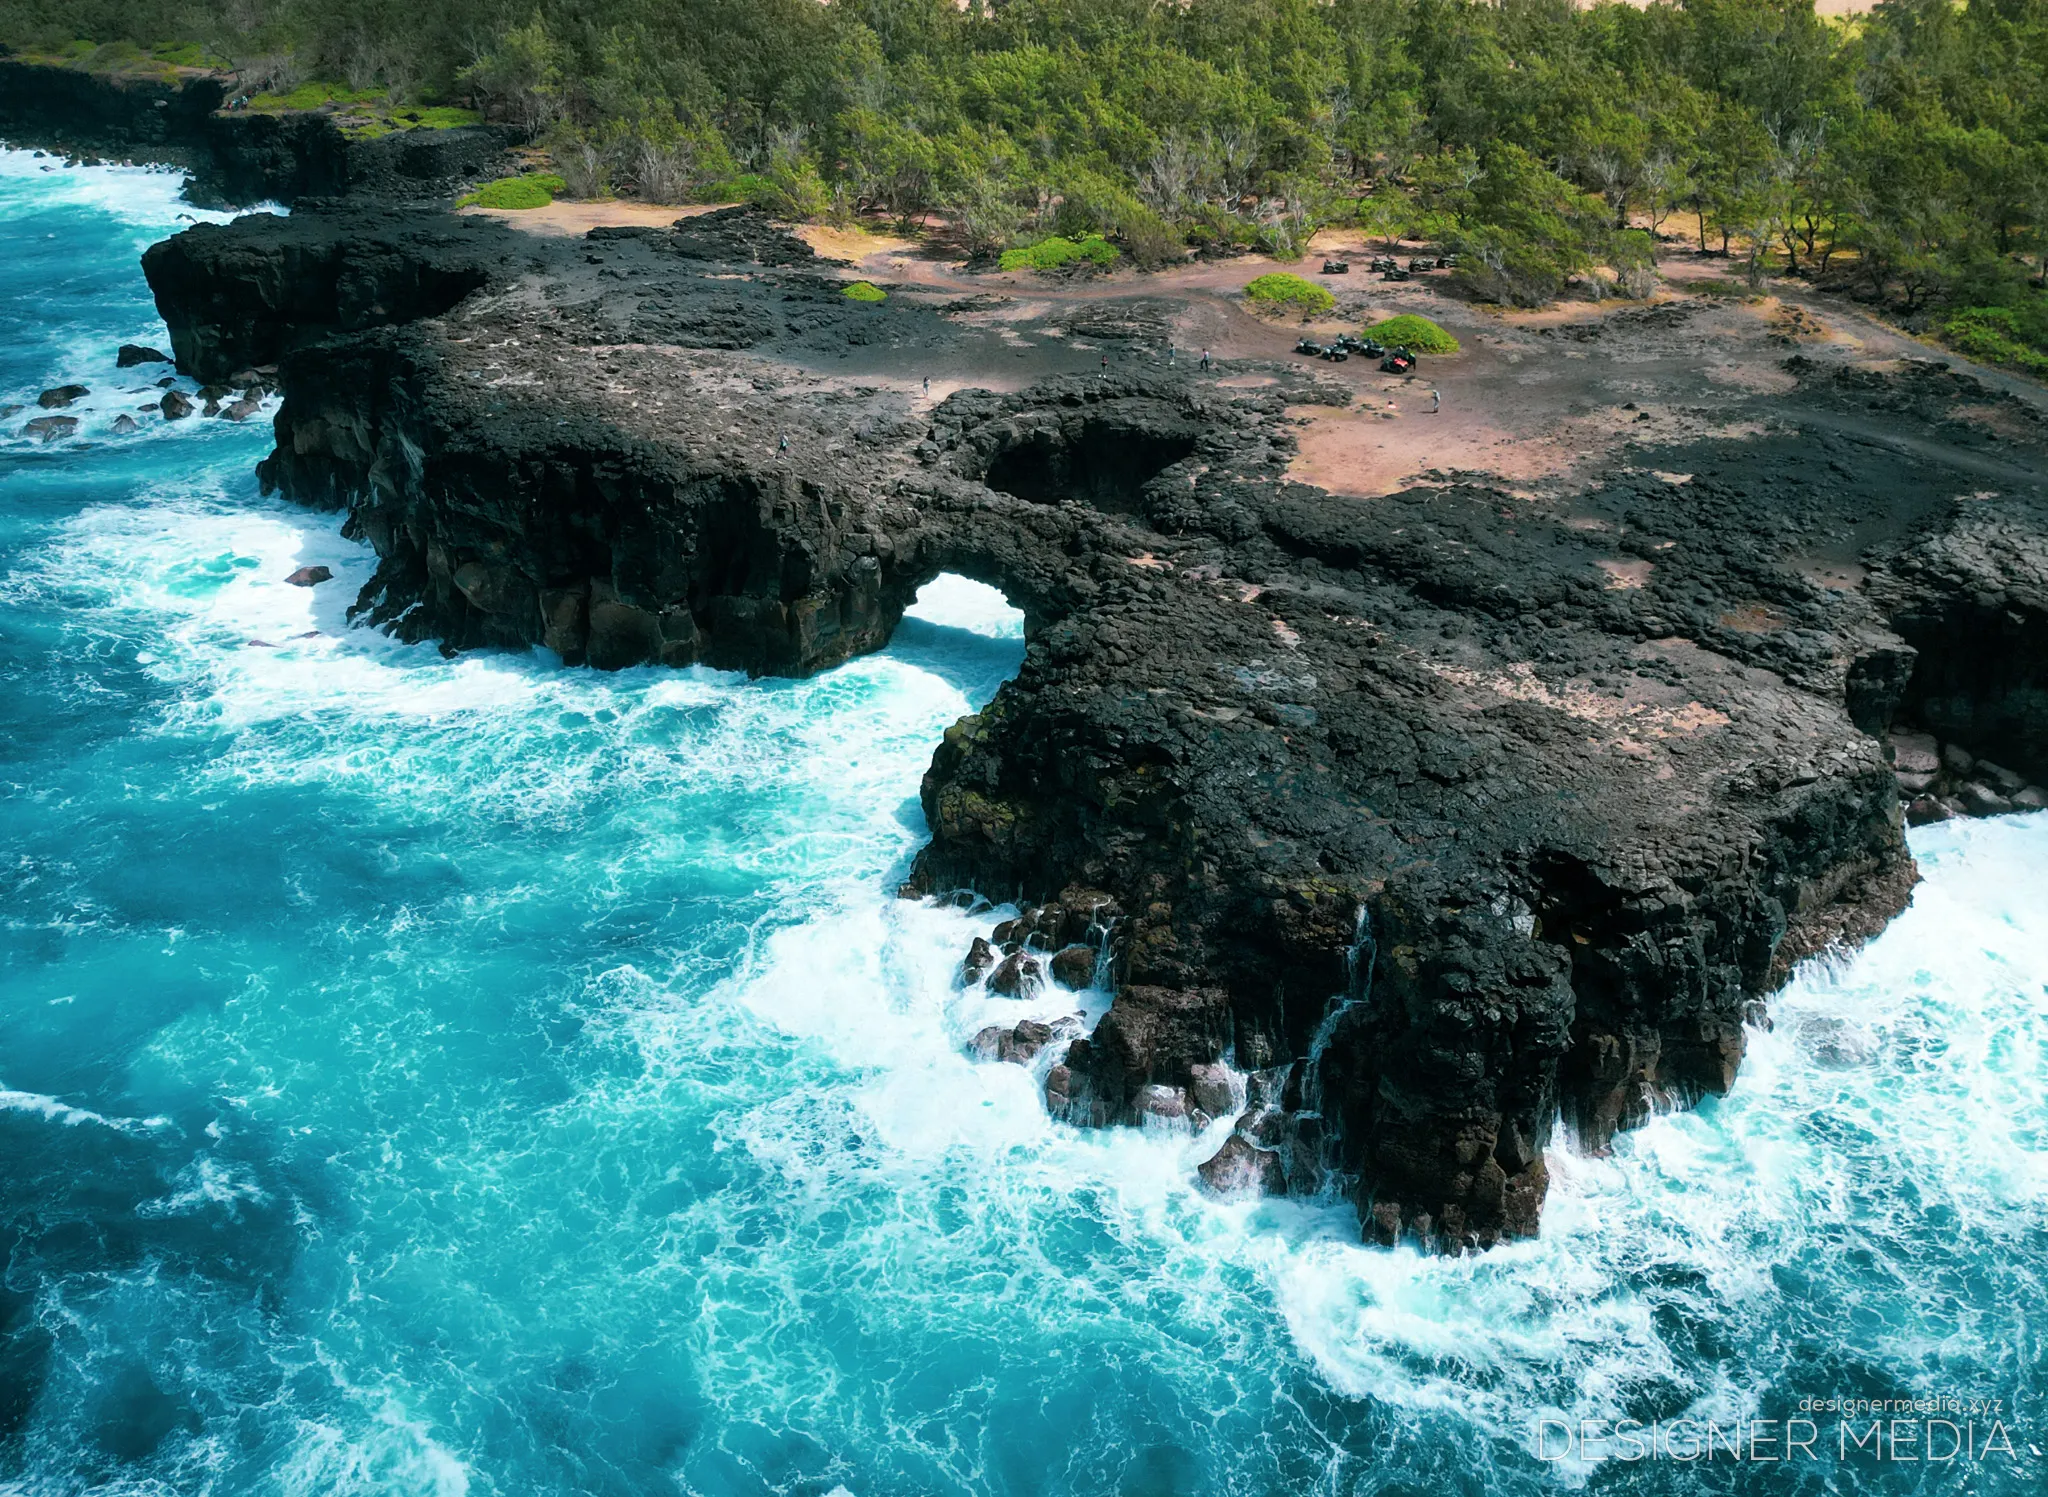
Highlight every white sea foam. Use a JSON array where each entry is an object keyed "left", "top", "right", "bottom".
[{"left": 0, "top": 1085, "right": 169, "bottom": 1132}]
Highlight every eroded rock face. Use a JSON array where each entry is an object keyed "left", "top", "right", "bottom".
[{"left": 144, "top": 204, "right": 2048, "bottom": 1252}]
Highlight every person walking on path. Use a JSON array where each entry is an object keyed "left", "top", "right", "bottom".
[
  {"left": 923, "top": 376, "right": 930, "bottom": 397},
  {"left": 1101, "top": 354, "right": 1110, "bottom": 378},
  {"left": 778, "top": 433, "right": 789, "bottom": 452},
  {"left": 1429, "top": 388, "right": 1441, "bottom": 413},
  {"left": 1200, "top": 349, "right": 1212, "bottom": 371}
]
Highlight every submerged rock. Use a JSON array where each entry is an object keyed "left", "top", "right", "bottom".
[
  {"left": 37, "top": 384, "right": 87, "bottom": 408},
  {"left": 109, "top": 413, "right": 140, "bottom": 434},
  {"left": 986, "top": 951, "right": 1043, "bottom": 998},
  {"left": 23, "top": 414, "right": 77, "bottom": 441}
]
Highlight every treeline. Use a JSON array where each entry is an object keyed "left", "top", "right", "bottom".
[{"left": 5, "top": 0, "right": 2046, "bottom": 359}]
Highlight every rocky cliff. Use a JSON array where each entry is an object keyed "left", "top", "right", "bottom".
[
  {"left": 142, "top": 204, "right": 2048, "bottom": 1251},
  {"left": 0, "top": 58, "right": 518, "bottom": 206}
]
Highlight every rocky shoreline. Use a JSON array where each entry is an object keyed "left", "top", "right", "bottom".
[
  {"left": 0, "top": 57, "right": 518, "bottom": 206},
  {"left": 93, "top": 174, "right": 2048, "bottom": 1250}
]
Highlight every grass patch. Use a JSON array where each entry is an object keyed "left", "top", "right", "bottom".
[
  {"left": 393, "top": 106, "right": 483, "bottom": 129},
  {"left": 457, "top": 173, "right": 567, "bottom": 210},
  {"left": 1364, "top": 314, "right": 1460, "bottom": 354},
  {"left": 999, "top": 235, "right": 1119, "bottom": 272},
  {"left": 842, "top": 281, "right": 887, "bottom": 302},
  {"left": 1244, "top": 272, "right": 1335, "bottom": 313},
  {"left": 248, "top": 81, "right": 385, "bottom": 112}
]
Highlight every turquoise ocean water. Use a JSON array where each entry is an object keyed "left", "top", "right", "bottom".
[{"left": 0, "top": 153, "right": 2042, "bottom": 1496}]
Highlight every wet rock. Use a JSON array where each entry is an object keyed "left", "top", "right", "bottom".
[
  {"left": 1905, "top": 796, "right": 1949, "bottom": 826},
  {"left": 958, "top": 935, "right": 996, "bottom": 987},
  {"left": 986, "top": 951, "right": 1043, "bottom": 998},
  {"left": 971, "top": 1016, "right": 1071, "bottom": 1065},
  {"left": 159, "top": 389, "right": 192, "bottom": 419},
  {"left": 1133, "top": 1082, "right": 1193, "bottom": 1127},
  {"left": 0, "top": 404, "right": 18, "bottom": 419},
  {"left": 222, "top": 395, "right": 262, "bottom": 422},
  {"left": 2014, "top": 787, "right": 2047, "bottom": 810},
  {"left": 1048, "top": 944, "right": 1095, "bottom": 989},
  {"left": 117, "top": 343, "right": 171, "bottom": 367},
  {"left": 1895, "top": 769, "right": 1936, "bottom": 795},
  {"left": 284, "top": 565, "right": 333, "bottom": 587},
  {"left": 1197, "top": 1134, "right": 1287, "bottom": 1199},
  {"left": 1977, "top": 760, "right": 2026, "bottom": 796},
  {"left": 23, "top": 415, "right": 77, "bottom": 442},
  {"left": 37, "top": 384, "right": 88, "bottom": 408},
  {"left": 1960, "top": 781, "right": 2012, "bottom": 815},
  {"left": 1187, "top": 1062, "right": 1239, "bottom": 1119},
  {"left": 1942, "top": 742, "right": 1976, "bottom": 776},
  {"left": 110, "top": 413, "right": 140, "bottom": 435}
]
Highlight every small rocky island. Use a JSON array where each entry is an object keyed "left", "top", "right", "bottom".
[{"left": 128, "top": 189, "right": 2048, "bottom": 1252}]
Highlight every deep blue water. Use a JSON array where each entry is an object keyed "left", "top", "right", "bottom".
[{"left": 1, "top": 151, "right": 2043, "bottom": 1497}]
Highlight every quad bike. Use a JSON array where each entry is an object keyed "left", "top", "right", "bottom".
[
  {"left": 1321, "top": 259, "right": 1350, "bottom": 274},
  {"left": 1294, "top": 337, "right": 1326, "bottom": 357},
  {"left": 1380, "top": 348, "right": 1417, "bottom": 373}
]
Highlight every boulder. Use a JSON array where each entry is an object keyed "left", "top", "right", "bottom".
[
  {"left": 1197, "top": 1134, "right": 1288, "bottom": 1199},
  {"left": 1977, "top": 760, "right": 2026, "bottom": 796},
  {"left": 37, "top": 385, "right": 88, "bottom": 408},
  {"left": 160, "top": 390, "right": 193, "bottom": 419},
  {"left": 1049, "top": 943, "right": 1095, "bottom": 988},
  {"left": 1905, "top": 796, "right": 1949, "bottom": 826},
  {"left": 1960, "top": 781, "right": 2012, "bottom": 815},
  {"left": 958, "top": 935, "right": 997, "bottom": 987},
  {"left": 2014, "top": 787, "right": 2047, "bottom": 810},
  {"left": 284, "top": 565, "right": 334, "bottom": 587},
  {"left": 0, "top": 404, "right": 19, "bottom": 419},
  {"left": 1895, "top": 769, "right": 1936, "bottom": 795},
  {"left": 1890, "top": 731, "right": 1940, "bottom": 776},
  {"left": 1133, "top": 1083, "right": 1193, "bottom": 1126},
  {"left": 23, "top": 415, "right": 77, "bottom": 442},
  {"left": 1942, "top": 742, "right": 1976, "bottom": 775},
  {"left": 223, "top": 396, "right": 262, "bottom": 422},
  {"left": 986, "top": 951, "right": 1043, "bottom": 998},
  {"left": 117, "top": 344, "right": 171, "bottom": 367},
  {"left": 110, "top": 413, "right": 140, "bottom": 435},
  {"left": 1187, "top": 1062, "right": 1239, "bottom": 1118},
  {"left": 971, "top": 1017, "right": 1063, "bottom": 1065}
]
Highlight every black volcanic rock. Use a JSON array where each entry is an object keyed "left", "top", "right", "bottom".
[
  {"left": 117, "top": 343, "right": 171, "bottom": 367},
  {"left": 141, "top": 204, "right": 2048, "bottom": 1252}
]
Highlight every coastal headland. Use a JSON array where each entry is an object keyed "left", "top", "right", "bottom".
[{"left": 14, "top": 65, "right": 2047, "bottom": 1252}]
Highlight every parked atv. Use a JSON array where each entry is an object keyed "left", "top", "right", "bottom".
[
  {"left": 1321, "top": 259, "right": 1350, "bottom": 274},
  {"left": 1294, "top": 338, "right": 1326, "bottom": 357},
  {"left": 1381, "top": 267, "right": 1411, "bottom": 282},
  {"left": 1321, "top": 346, "right": 1349, "bottom": 361},
  {"left": 1380, "top": 347, "right": 1416, "bottom": 373}
]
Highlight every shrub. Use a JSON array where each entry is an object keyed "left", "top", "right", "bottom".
[
  {"left": 1244, "top": 272, "right": 1335, "bottom": 313},
  {"left": 999, "top": 235, "right": 1121, "bottom": 273},
  {"left": 843, "top": 281, "right": 887, "bottom": 302},
  {"left": 457, "top": 173, "right": 567, "bottom": 210},
  {"left": 1363, "top": 314, "right": 1459, "bottom": 355},
  {"left": 1940, "top": 306, "right": 2048, "bottom": 378}
]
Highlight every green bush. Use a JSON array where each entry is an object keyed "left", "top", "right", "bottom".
[
  {"left": 1940, "top": 306, "right": 2048, "bottom": 377},
  {"left": 999, "top": 235, "right": 1120, "bottom": 272},
  {"left": 457, "top": 173, "right": 567, "bottom": 210},
  {"left": 1364, "top": 314, "right": 1459, "bottom": 354},
  {"left": 843, "top": 281, "right": 887, "bottom": 302},
  {"left": 1244, "top": 272, "right": 1335, "bottom": 313}
]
